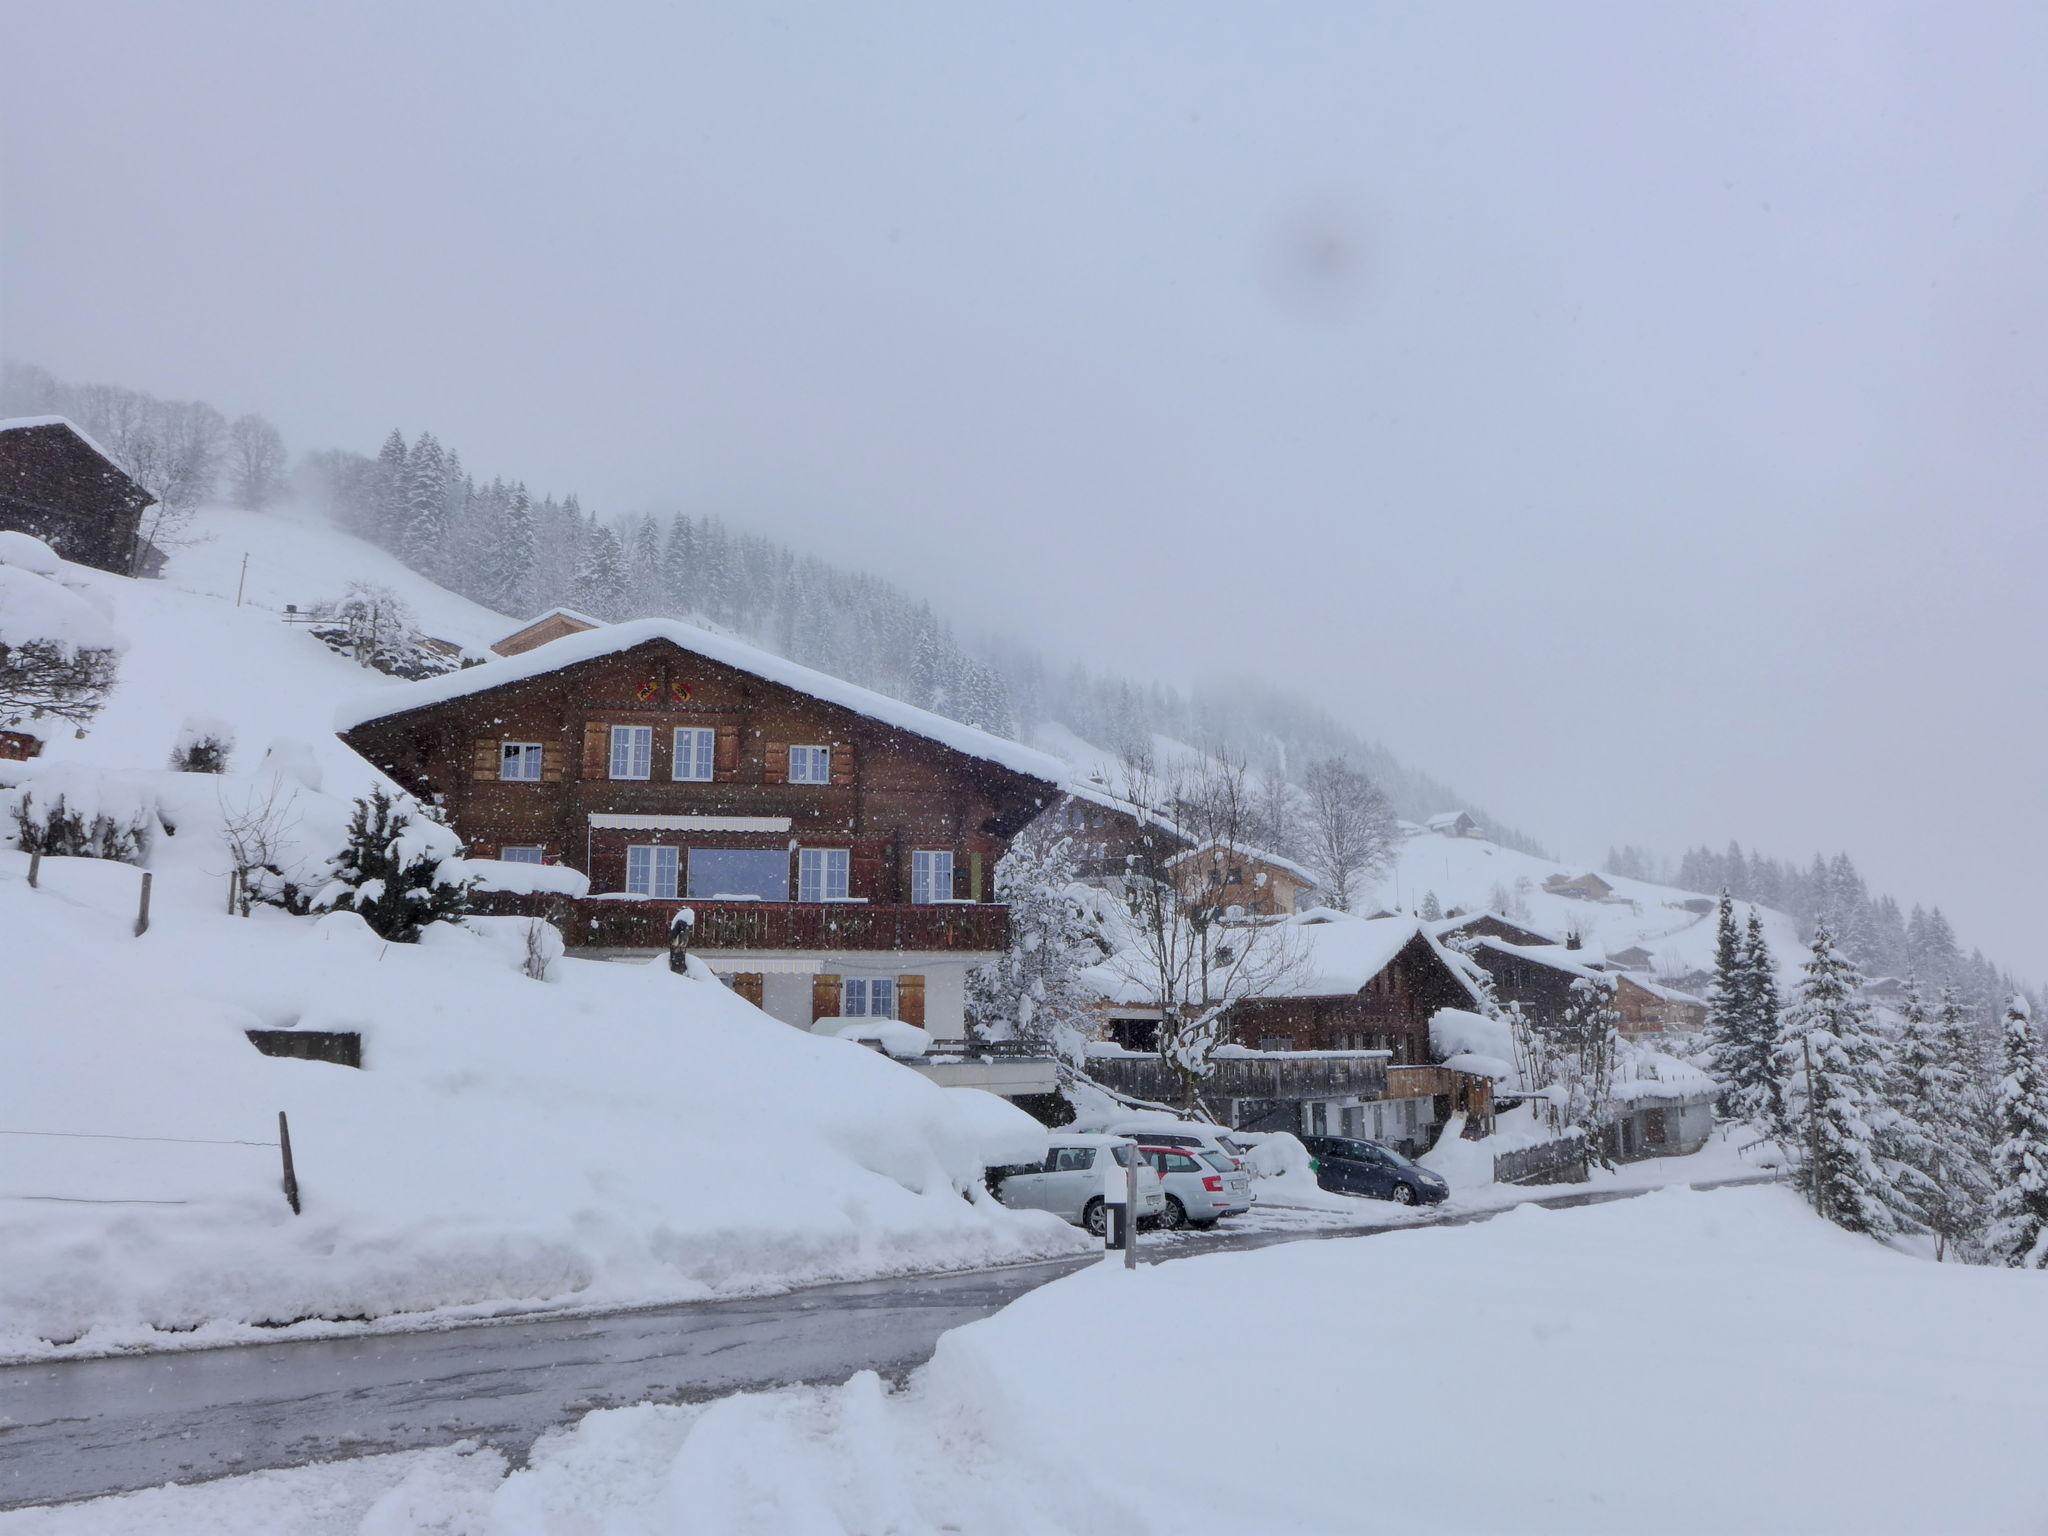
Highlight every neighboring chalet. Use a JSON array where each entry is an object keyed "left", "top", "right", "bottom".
[
  {"left": 1605, "top": 944, "right": 1657, "bottom": 971},
  {"left": 1034, "top": 781, "right": 1189, "bottom": 881},
  {"left": 1167, "top": 839, "right": 1320, "bottom": 917},
  {"left": 1612, "top": 975, "right": 1708, "bottom": 1034},
  {"left": 1543, "top": 871, "right": 1616, "bottom": 902},
  {"left": 1431, "top": 910, "right": 1560, "bottom": 950},
  {"left": 490, "top": 607, "right": 602, "bottom": 658},
  {"left": 1461, "top": 937, "right": 1705, "bottom": 1036},
  {"left": 1088, "top": 913, "right": 1496, "bottom": 1152},
  {"left": 336, "top": 619, "right": 1066, "bottom": 1052},
  {"left": 0, "top": 417, "right": 156, "bottom": 576},
  {"left": 1424, "top": 810, "right": 1477, "bottom": 838}
]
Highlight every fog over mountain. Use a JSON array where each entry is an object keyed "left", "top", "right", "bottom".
[{"left": 4, "top": 2, "right": 2043, "bottom": 978}]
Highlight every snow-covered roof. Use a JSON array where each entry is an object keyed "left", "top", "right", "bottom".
[
  {"left": 512, "top": 605, "right": 603, "bottom": 631},
  {"left": 1277, "top": 913, "right": 1426, "bottom": 996},
  {"left": 1471, "top": 936, "right": 1612, "bottom": 982},
  {"left": 1430, "top": 909, "right": 1563, "bottom": 946},
  {"left": 1165, "top": 839, "right": 1320, "bottom": 888},
  {"left": 336, "top": 617, "right": 1068, "bottom": 785},
  {"left": 1057, "top": 778, "right": 1187, "bottom": 840},
  {"left": 1424, "top": 811, "right": 1474, "bottom": 831},
  {"left": 1618, "top": 975, "right": 1707, "bottom": 1008},
  {"left": 0, "top": 415, "right": 145, "bottom": 487}
]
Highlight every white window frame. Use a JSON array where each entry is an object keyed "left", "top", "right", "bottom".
[
  {"left": 671, "top": 726, "right": 716, "bottom": 782},
  {"left": 499, "top": 741, "right": 544, "bottom": 782},
  {"left": 842, "top": 976, "right": 897, "bottom": 1019},
  {"left": 788, "top": 744, "right": 831, "bottom": 785},
  {"left": 609, "top": 725, "right": 653, "bottom": 780},
  {"left": 499, "top": 845, "right": 546, "bottom": 864},
  {"left": 798, "top": 846, "right": 850, "bottom": 903},
  {"left": 625, "top": 843, "right": 679, "bottom": 898},
  {"left": 910, "top": 849, "right": 954, "bottom": 905}
]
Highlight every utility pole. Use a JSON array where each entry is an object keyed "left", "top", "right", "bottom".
[{"left": 235, "top": 553, "right": 249, "bottom": 607}]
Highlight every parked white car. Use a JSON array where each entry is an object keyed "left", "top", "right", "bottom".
[
  {"left": 989, "top": 1134, "right": 1167, "bottom": 1236},
  {"left": 1107, "top": 1118, "right": 1252, "bottom": 1175},
  {"left": 1136, "top": 1143, "right": 1252, "bottom": 1229}
]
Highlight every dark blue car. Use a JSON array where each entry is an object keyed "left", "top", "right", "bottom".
[{"left": 1300, "top": 1135, "right": 1450, "bottom": 1205}]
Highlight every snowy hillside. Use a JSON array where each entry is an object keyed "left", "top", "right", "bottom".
[{"left": 0, "top": 509, "right": 1082, "bottom": 1360}]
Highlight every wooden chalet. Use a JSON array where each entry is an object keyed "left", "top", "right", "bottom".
[
  {"left": 0, "top": 417, "right": 156, "bottom": 576},
  {"left": 1611, "top": 975, "right": 1708, "bottom": 1035},
  {"left": 490, "top": 607, "right": 602, "bottom": 658},
  {"left": 1167, "top": 839, "right": 1320, "bottom": 917},
  {"left": 337, "top": 619, "right": 1065, "bottom": 1043},
  {"left": 1542, "top": 871, "right": 1616, "bottom": 902},
  {"left": 1432, "top": 910, "right": 1559, "bottom": 949},
  {"left": 1035, "top": 782, "right": 1188, "bottom": 881}
]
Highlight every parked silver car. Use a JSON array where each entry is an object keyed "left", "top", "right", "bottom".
[
  {"left": 989, "top": 1134, "right": 1167, "bottom": 1235},
  {"left": 1138, "top": 1143, "right": 1252, "bottom": 1228}
]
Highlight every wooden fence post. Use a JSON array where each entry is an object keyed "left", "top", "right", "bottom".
[
  {"left": 227, "top": 870, "right": 239, "bottom": 915},
  {"left": 134, "top": 871, "right": 152, "bottom": 936},
  {"left": 27, "top": 850, "right": 39, "bottom": 888},
  {"left": 278, "top": 1110, "right": 301, "bottom": 1215}
]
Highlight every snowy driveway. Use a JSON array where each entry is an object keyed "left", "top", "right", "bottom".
[{"left": 0, "top": 1172, "right": 1772, "bottom": 1511}]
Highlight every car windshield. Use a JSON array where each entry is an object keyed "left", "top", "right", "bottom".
[
  {"left": 1379, "top": 1145, "right": 1422, "bottom": 1172},
  {"left": 1109, "top": 1144, "right": 1136, "bottom": 1167},
  {"left": 1200, "top": 1151, "right": 1233, "bottom": 1172}
]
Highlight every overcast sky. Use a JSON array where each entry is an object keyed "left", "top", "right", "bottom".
[{"left": 4, "top": 2, "right": 2044, "bottom": 979}]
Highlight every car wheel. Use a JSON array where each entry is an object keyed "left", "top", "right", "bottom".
[
  {"left": 1082, "top": 1198, "right": 1107, "bottom": 1237},
  {"left": 1390, "top": 1183, "right": 1417, "bottom": 1205},
  {"left": 1160, "top": 1197, "right": 1187, "bottom": 1230}
]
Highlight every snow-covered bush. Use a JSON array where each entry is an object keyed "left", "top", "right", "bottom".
[
  {"left": 169, "top": 715, "right": 235, "bottom": 773},
  {"left": 309, "top": 786, "right": 473, "bottom": 941},
  {"left": 0, "top": 534, "right": 122, "bottom": 737},
  {"left": 306, "top": 581, "right": 464, "bottom": 681},
  {"left": 8, "top": 781, "right": 155, "bottom": 864}
]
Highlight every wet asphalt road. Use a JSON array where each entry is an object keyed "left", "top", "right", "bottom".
[{"left": 0, "top": 1173, "right": 1773, "bottom": 1510}]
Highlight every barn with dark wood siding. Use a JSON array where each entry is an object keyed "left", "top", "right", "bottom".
[{"left": 0, "top": 417, "right": 156, "bottom": 575}]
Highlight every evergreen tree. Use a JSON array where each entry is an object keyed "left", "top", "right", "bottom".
[
  {"left": 480, "top": 482, "right": 536, "bottom": 616},
  {"left": 311, "top": 787, "right": 472, "bottom": 942},
  {"left": 626, "top": 514, "right": 662, "bottom": 617},
  {"left": 1418, "top": 890, "right": 1443, "bottom": 921},
  {"left": 1987, "top": 995, "right": 2048, "bottom": 1269},
  {"left": 372, "top": 428, "right": 410, "bottom": 545},
  {"left": 659, "top": 513, "right": 693, "bottom": 612},
  {"left": 1895, "top": 980, "right": 1997, "bottom": 1260},
  {"left": 401, "top": 432, "right": 449, "bottom": 575},
  {"left": 1736, "top": 908, "right": 1784, "bottom": 1132},
  {"left": 1776, "top": 921, "right": 1903, "bottom": 1238},
  {"left": 570, "top": 522, "right": 626, "bottom": 619}
]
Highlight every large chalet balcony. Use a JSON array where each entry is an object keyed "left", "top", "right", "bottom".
[
  {"left": 472, "top": 891, "right": 1011, "bottom": 954},
  {"left": 1082, "top": 1044, "right": 1390, "bottom": 1104}
]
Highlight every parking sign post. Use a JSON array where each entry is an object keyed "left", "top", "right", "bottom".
[
  {"left": 1124, "top": 1154, "right": 1140, "bottom": 1270},
  {"left": 1103, "top": 1154, "right": 1128, "bottom": 1258}
]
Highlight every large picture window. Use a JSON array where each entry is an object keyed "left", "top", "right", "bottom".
[
  {"left": 672, "top": 727, "right": 715, "bottom": 782},
  {"left": 609, "top": 725, "right": 653, "bottom": 780},
  {"left": 910, "top": 849, "right": 954, "bottom": 905},
  {"left": 798, "top": 847, "right": 850, "bottom": 902},
  {"left": 687, "top": 848, "right": 790, "bottom": 902},
  {"left": 625, "top": 844, "right": 679, "bottom": 897}
]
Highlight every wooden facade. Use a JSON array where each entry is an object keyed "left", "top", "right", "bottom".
[
  {"left": 1227, "top": 931, "right": 1480, "bottom": 1067},
  {"left": 1611, "top": 976, "right": 1708, "bottom": 1035},
  {"left": 1037, "top": 788, "right": 1186, "bottom": 880},
  {"left": 0, "top": 419, "right": 156, "bottom": 576},
  {"left": 340, "top": 634, "right": 1057, "bottom": 942},
  {"left": 490, "top": 608, "right": 601, "bottom": 657},
  {"left": 1170, "top": 842, "right": 1318, "bottom": 916}
]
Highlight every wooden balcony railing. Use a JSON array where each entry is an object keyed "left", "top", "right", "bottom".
[
  {"left": 472, "top": 892, "right": 1011, "bottom": 953},
  {"left": 1082, "top": 1047, "right": 1390, "bottom": 1104}
]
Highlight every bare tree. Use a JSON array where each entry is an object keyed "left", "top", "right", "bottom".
[
  {"left": 1103, "top": 745, "right": 1303, "bottom": 1113},
  {"left": 0, "top": 639, "right": 118, "bottom": 734},
  {"left": 226, "top": 414, "right": 289, "bottom": 509},
  {"left": 1246, "top": 769, "right": 1303, "bottom": 859},
  {"left": 219, "top": 776, "right": 305, "bottom": 915},
  {"left": 1297, "top": 755, "right": 1397, "bottom": 911}
]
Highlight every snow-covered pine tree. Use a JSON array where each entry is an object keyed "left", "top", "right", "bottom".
[
  {"left": 1706, "top": 890, "right": 1745, "bottom": 1107},
  {"left": 570, "top": 522, "right": 626, "bottom": 620},
  {"left": 626, "top": 514, "right": 662, "bottom": 618},
  {"left": 659, "top": 513, "right": 693, "bottom": 614},
  {"left": 1775, "top": 920, "right": 1904, "bottom": 1238},
  {"left": 311, "top": 787, "right": 472, "bottom": 943},
  {"left": 1986, "top": 994, "right": 2048, "bottom": 1269},
  {"left": 965, "top": 826, "right": 1105, "bottom": 1059},
  {"left": 481, "top": 482, "right": 536, "bottom": 616},
  {"left": 372, "top": 429, "right": 410, "bottom": 546},
  {"left": 1739, "top": 908, "right": 1784, "bottom": 1134},
  {"left": 401, "top": 432, "right": 448, "bottom": 575},
  {"left": 1894, "top": 979, "right": 1995, "bottom": 1259},
  {"left": 1877, "top": 979, "right": 1943, "bottom": 1244},
  {"left": 1418, "top": 890, "right": 1443, "bottom": 921}
]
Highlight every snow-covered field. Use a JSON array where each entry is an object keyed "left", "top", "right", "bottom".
[
  {"left": 0, "top": 512, "right": 1086, "bottom": 1359},
  {"left": 14, "top": 1183, "right": 2042, "bottom": 1535}
]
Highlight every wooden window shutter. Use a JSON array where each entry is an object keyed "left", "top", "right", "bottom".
[
  {"left": 541, "top": 744, "right": 562, "bottom": 784},
  {"left": 732, "top": 972, "right": 765, "bottom": 1008},
  {"left": 896, "top": 974, "right": 926, "bottom": 1028},
  {"left": 969, "top": 851, "right": 984, "bottom": 902},
  {"left": 851, "top": 847, "right": 882, "bottom": 901},
  {"left": 715, "top": 724, "right": 740, "bottom": 778},
  {"left": 830, "top": 741, "right": 856, "bottom": 786},
  {"left": 581, "top": 721, "right": 610, "bottom": 780},
  {"left": 812, "top": 973, "right": 841, "bottom": 1021},
  {"left": 472, "top": 738, "right": 499, "bottom": 782},
  {"left": 764, "top": 741, "right": 789, "bottom": 785}
]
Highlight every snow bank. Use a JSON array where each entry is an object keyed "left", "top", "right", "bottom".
[
  {"left": 455, "top": 857, "right": 592, "bottom": 898},
  {"left": 53, "top": 1185, "right": 2048, "bottom": 1534}
]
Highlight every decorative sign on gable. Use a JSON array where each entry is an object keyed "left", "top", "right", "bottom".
[{"left": 635, "top": 676, "right": 696, "bottom": 705}]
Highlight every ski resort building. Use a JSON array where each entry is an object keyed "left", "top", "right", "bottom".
[
  {"left": 0, "top": 416, "right": 157, "bottom": 576},
  {"left": 336, "top": 619, "right": 1065, "bottom": 1056}
]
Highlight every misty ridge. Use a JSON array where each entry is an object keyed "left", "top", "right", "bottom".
[{"left": 3, "top": 356, "right": 2031, "bottom": 1021}]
